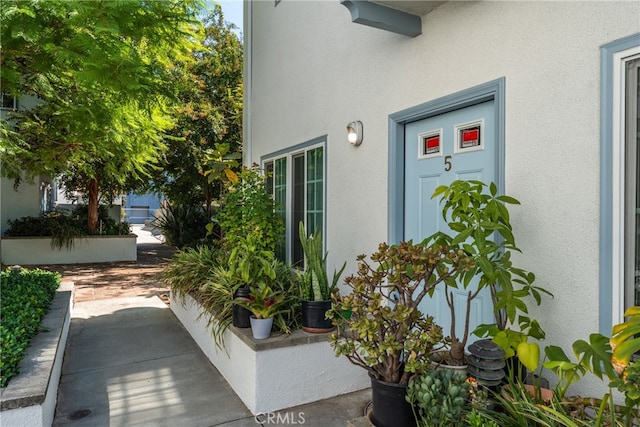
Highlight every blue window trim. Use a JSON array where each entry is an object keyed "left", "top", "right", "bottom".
[
  {"left": 260, "top": 135, "right": 327, "bottom": 163},
  {"left": 599, "top": 33, "right": 640, "bottom": 334},
  {"left": 387, "top": 78, "right": 506, "bottom": 245}
]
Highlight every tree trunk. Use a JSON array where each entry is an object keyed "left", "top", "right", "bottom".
[{"left": 87, "top": 177, "right": 99, "bottom": 233}]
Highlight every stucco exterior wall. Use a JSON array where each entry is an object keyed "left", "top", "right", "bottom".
[
  {"left": 246, "top": 1, "right": 640, "bottom": 396},
  {"left": 1, "top": 175, "right": 42, "bottom": 236}
]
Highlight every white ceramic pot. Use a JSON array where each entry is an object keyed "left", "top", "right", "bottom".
[
  {"left": 430, "top": 350, "right": 468, "bottom": 376},
  {"left": 250, "top": 316, "right": 273, "bottom": 340}
]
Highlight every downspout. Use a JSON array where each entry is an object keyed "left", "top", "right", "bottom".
[{"left": 243, "top": 0, "right": 253, "bottom": 168}]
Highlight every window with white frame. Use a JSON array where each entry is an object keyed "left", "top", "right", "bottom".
[
  {"left": 263, "top": 139, "right": 325, "bottom": 266},
  {"left": 601, "top": 34, "right": 640, "bottom": 332}
]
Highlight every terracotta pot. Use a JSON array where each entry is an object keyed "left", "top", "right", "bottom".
[{"left": 501, "top": 383, "right": 554, "bottom": 403}]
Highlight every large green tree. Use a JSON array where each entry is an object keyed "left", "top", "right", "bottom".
[
  {"left": 0, "top": 0, "right": 203, "bottom": 232},
  {"left": 148, "top": 5, "right": 243, "bottom": 218}
]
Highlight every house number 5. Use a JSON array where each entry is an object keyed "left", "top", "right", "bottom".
[{"left": 444, "top": 155, "right": 452, "bottom": 171}]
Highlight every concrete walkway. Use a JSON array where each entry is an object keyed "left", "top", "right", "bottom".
[{"left": 52, "top": 225, "right": 370, "bottom": 426}]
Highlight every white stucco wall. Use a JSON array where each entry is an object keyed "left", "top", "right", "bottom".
[
  {"left": 170, "top": 292, "right": 369, "bottom": 414},
  {"left": 1, "top": 235, "right": 137, "bottom": 265},
  {"left": 0, "top": 175, "right": 42, "bottom": 236},
  {"left": 246, "top": 1, "right": 640, "bottom": 397}
]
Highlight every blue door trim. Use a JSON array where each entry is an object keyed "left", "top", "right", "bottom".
[
  {"left": 599, "top": 33, "right": 640, "bottom": 334},
  {"left": 388, "top": 78, "right": 506, "bottom": 244}
]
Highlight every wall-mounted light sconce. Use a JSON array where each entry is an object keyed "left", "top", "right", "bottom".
[{"left": 346, "top": 121, "right": 363, "bottom": 146}]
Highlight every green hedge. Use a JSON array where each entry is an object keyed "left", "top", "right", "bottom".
[{"left": 0, "top": 268, "right": 61, "bottom": 387}]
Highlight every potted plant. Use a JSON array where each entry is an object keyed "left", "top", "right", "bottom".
[
  {"left": 227, "top": 236, "right": 277, "bottom": 328},
  {"left": 328, "top": 240, "right": 474, "bottom": 427},
  {"left": 298, "top": 222, "right": 346, "bottom": 333},
  {"left": 234, "top": 283, "right": 287, "bottom": 339},
  {"left": 406, "top": 369, "right": 471, "bottom": 427},
  {"left": 426, "top": 180, "right": 552, "bottom": 367}
]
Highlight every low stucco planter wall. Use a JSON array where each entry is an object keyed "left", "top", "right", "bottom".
[
  {"left": 170, "top": 291, "right": 369, "bottom": 415},
  {"left": 1, "top": 234, "right": 137, "bottom": 265},
  {"left": 0, "top": 282, "right": 73, "bottom": 426}
]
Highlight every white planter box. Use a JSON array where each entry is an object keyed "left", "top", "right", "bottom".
[
  {"left": 0, "top": 283, "right": 73, "bottom": 426},
  {"left": 170, "top": 292, "right": 369, "bottom": 415},
  {"left": 1, "top": 235, "right": 137, "bottom": 265}
]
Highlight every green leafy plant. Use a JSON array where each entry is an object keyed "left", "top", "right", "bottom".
[
  {"left": 154, "top": 202, "right": 212, "bottom": 248},
  {"left": 227, "top": 236, "right": 277, "bottom": 287},
  {"left": 297, "top": 221, "right": 346, "bottom": 301},
  {"left": 234, "top": 283, "right": 287, "bottom": 319},
  {"left": 1, "top": 267, "right": 60, "bottom": 387},
  {"left": 160, "top": 245, "right": 233, "bottom": 347},
  {"left": 474, "top": 315, "right": 546, "bottom": 378},
  {"left": 212, "top": 166, "right": 284, "bottom": 253},
  {"left": 406, "top": 369, "right": 471, "bottom": 426},
  {"left": 465, "top": 409, "right": 499, "bottom": 427},
  {"left": 328, "top": 241, "right": 475, "bottom": 384},
  {"left": 540, "top": 307, "right": 640, "bottom": 426},
  {"left": 610, "top": 306, "right": 640, "bottom": 380},
  {"left": 162, "top": 244, "right": 301, "bottom": 347},
  {"left": 476, "top": 379, "right": 590, "bottom": 427},
  {"left": 429, "top": 180, "right": 552, "bottom": 366}
]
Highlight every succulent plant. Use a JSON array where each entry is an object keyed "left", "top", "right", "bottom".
[{"left": 406, "top": 369, "right": 471, "bottom": 427}]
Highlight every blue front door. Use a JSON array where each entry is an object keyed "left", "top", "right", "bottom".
[{"left": 403, "top": 100, "right": 497, "bottom": 344}]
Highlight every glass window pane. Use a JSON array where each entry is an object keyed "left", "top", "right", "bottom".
[
  {"left": 292, "top": 154, "right": 305, "bottom": 267},
  {"left": 306, "top": 147, "right": 324, "bottom": 241},
  {"left": 626, "top": 60, "right": 640, "bottom": 308},
  {"left": 274, "top": 158, "right": 287, "bottom": 262}
]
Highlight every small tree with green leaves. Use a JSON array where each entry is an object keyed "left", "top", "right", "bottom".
[
  {"left": 427, "top": 180, "right": 552, "bottom": 366},
  {"left": 212, "top": 166, "right": 284, "bottom": 253},
  {"left": 0, "top": 0, "right": 203, "bottom": 233}
]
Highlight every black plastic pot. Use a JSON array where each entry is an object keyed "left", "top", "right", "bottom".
[
  {"left": 232, "top": 286, "right": 252, "bottom": 328},
  {"left": 370, "top": 376, "right": 416, "bottom": 427},
  {"left": 301, "top": 300, "right": 334, "bottom": 333}
]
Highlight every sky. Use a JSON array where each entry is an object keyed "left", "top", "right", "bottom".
[{"left": 217, "top": 1, "right": 244, "bottom": 33}]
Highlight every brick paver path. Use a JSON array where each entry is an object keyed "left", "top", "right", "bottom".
[{"left": 33, "top": 243, "right": 176, "bottom": 303}]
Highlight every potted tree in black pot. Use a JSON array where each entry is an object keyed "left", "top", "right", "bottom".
[
  {"left": 328, "top": 240, "right": 475, "bottom": 427},
  {"left": 298, "top": 222, "right": 346, "bottom": 333}
]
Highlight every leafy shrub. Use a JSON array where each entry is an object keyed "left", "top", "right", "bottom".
[
  {"left": 0, "top": 268, "right": 61, "bottom": 387},
  {"left": 5, "top": 206, "right": 130, "bottom": 249},
  {"left": 154, "top": 203, "right": 212, "bottom": 248},
  {"left": 214, "top": 166, "right": 284, "bottom": 253}
]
